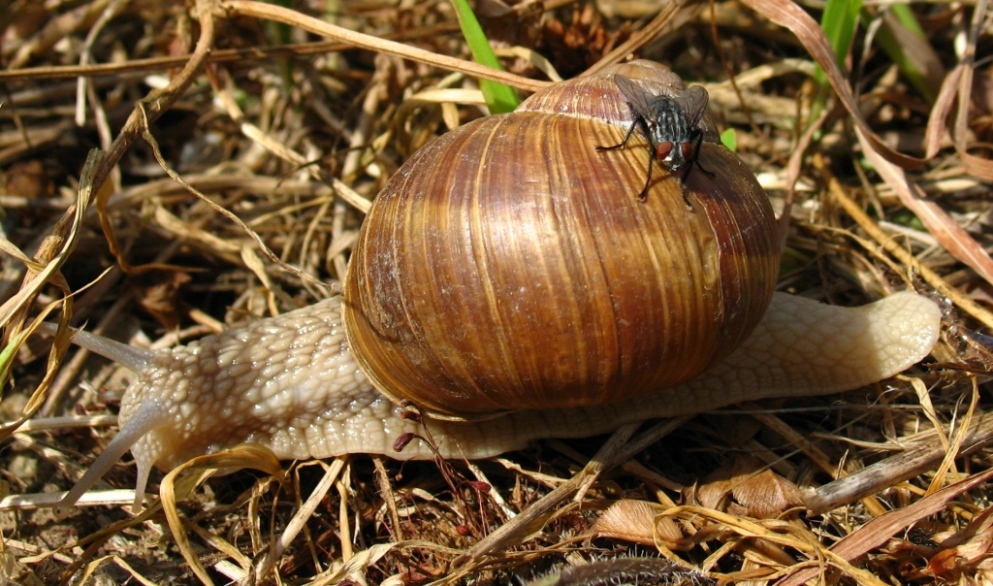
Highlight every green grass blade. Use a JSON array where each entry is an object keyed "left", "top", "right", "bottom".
[
  {"left": 450, "top": 0, "right": 519, "bottom": 113},
  {"left": 867, "top": 5, "right": 937, "bottom": 102},
  {"left": 889, "top": 3, "right": 924, "bottom": 35},
  {"left": 810, "top": 0, "right": 863, "bottom": 122},
  {"left": 0, "top": 330, "right": 23, "bottom": 398},
  {"left": 815, "top": 0, "right": 864, "bottom": 86}
]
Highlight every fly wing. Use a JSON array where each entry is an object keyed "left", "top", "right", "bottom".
[
  {"left": 613, "top": 75, "right": 657, "bottom": 120},
  {"left": 672, "top": 85, "right": 710, "bottom": 127}
]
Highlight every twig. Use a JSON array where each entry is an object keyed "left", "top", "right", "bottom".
[
  {"left": 215, "top": 0, "right": 548, "bottom": 93},
  {"left": 803, "top": 410, "right": 993, "bottom": 514}
]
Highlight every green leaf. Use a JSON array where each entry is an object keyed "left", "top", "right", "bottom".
[
  {"left": 450, "top": 0, "right": 519, "bottom": 113},
  {"left": 720, "top": 128, "right": 738, "bottom": 151}
]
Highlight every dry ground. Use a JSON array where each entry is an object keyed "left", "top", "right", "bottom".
[{"left": 1, "top": 0, "right": 992, "bottom": 584}]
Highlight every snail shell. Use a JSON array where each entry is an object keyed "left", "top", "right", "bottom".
[{"left": 344, "top": 60, "right": 779, "bottom": 418}]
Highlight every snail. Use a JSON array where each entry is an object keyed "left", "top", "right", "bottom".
[{"left": 50, "top": 61, "right": 941, "bottom": 516}]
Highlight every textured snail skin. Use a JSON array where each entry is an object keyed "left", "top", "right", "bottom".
[{"left": 55, "top": 291, "right": 940, "bottom": 515}]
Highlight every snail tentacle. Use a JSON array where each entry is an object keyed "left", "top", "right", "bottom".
[
  {"left": 35, "top": 322, "right": 155, "bottom": 371},
  {"left": 54, "top": 397, "right": 162, "bottom": 517}
]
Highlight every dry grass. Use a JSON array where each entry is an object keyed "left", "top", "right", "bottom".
[{"left": 1, "top": 0, "right": 991, "bottom": 584}]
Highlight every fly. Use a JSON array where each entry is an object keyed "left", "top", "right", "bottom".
[{"left": 597, "top": 75, "right": 711, "bottom": 204}]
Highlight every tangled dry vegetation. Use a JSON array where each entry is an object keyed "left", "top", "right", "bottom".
[{"left": 1, "top": 0, "right": 992, "bottom": 584}]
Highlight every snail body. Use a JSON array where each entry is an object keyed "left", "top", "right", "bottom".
[{"left": 51, "top": 61, "right": 942, "bottom": 515}]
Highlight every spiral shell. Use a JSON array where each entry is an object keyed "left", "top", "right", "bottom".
[{"left": 343, "top": 61, "right": 779, "bottom": 419}]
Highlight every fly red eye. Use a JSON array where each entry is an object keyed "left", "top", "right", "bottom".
[
  {"left": 681, "top": 142, "right": 695, "bottom": 160},
  {"left": 655, "top": 141, "right": 673, "bottom": 160}
]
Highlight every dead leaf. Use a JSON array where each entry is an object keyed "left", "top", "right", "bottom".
[
  {"left": 780, "top": 468, "right": 993, "bottom": 586},
  {"left": 927, "top": 505, "right": 993, "bottom": 580},
  {"left": 729, "top": 467, "right": 804, "bottom": 519},
  {"left": 134, "top": 270, "right": 192, "bottom": 330},
  {"left": 3, "top": 160, "right": 53, "bottom": 199},
  {"left": 592, "top": 499, "right": 664, "bottom": 545},
  {"left": 689, "top": 455, "right": 803, "bottom": 518}
]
